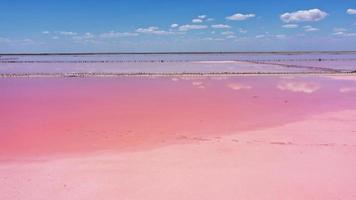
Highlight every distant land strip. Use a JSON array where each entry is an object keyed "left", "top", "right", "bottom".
[
  {"left": 2, "top": 58, "right": 356, "bottom": 63},
  {"left": 1, "top": 51, "right": 356, "bottom": 56}
]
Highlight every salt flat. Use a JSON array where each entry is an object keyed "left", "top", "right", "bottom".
[{"left": 1, "top": 52, "right": 356, "bottom": 75}]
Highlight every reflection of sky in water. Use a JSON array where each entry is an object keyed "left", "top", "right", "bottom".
[{"left": 277, "top": 81, "right": 320, "bottom": 93}]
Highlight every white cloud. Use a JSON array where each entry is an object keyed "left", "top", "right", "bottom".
[
  {"left": 282, "top": 24, "right": 299, "bottom": 29},
  {"left": 226, "top": 13, "right": 255, "bottom": 21},
  {"left": 206, "top": 18, "right": 215, "bottom": 22},
  {"left": 52, "top": 36, "right": 59, "bottom": 40},
  {"left": 192, "top": 19, "right": 203, "bottom": 23},
  {"left": 58, "top": 31, "right": 78, "bottom": 36},
  {"left": 347, "top": 9, "right": 356, "bottom": 15},
  {"left": 239, "top": 29, "right": 248, "bottom": 34},
  {"left": 332, "top": 31, "right": 356, "bottom": 37},
  {"left": 73, "top": 32, "right": 95, "bottom": 40},
  {"left": 202, "top": 37, "right": 225, "bottom": 41},
  {"left": 136, "top": 26, "right": 158, "bottom": 33},
  {"left": 171, "top": 24, "right": 179, "bottom": 28},
  {"left": 100, "top": 31, "right": 138, "bottom": 38},
  {"left": 331, "top": 28, "right": 356, "bottom": 37},
  {"left": 179, "top": 24, "right": 208, "bottom": 31},
  {"left": 221, "top": 31, "right": 234, "bottom": 35},
  {"left": 255, "top": 33, "right": 286, "bottom": 39},
  {"left": 198, "top": 15, "right": 207, "bottom": 19},
  {"left": 22, "top": 38, "right": 35, "bottom": 45},
  {"left": 332, "top": 32, "right": 344, "bottom": 36},
  {"left": 211, "top": 24, "right": 231, "bottom": 29},
  {"left": 226, "top": 35, "right": 237, "bottom": 39},
  {"left": 42, "top": 31, "right": 50, "bottom": 34},
  {"left": 70, "top": 33, "right": 98, "bottom": 44},
  {"left": 303, "top": 25, "right": 319, "bottom": 32},
  {"left": 280, "top": 9, "right": 327, "bottom": 23},
  {"left": 136, "top": 26, "right": 173, "bottom": 35}
]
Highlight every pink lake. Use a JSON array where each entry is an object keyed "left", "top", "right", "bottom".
[{"left": 1, "top": 75, "right": 356, "bottom": 200}]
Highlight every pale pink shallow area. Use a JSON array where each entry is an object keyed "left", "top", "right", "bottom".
[{"left": 1, "top": 75, "right": 356, "bottom": 199}]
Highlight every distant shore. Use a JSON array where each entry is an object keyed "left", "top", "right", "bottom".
[{"left": 1, "top": 51, "right": 356, "bottom": 56}]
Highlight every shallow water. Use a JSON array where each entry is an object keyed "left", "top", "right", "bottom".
[{"left": 1, "top": 75, "right": 356, "bottom": 159}]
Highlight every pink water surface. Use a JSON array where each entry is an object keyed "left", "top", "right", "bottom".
[
  {"left": 1, "top": 75, "right": 356, "bottom": 200},
  {"left": 0, "top": 76, "right": 355, "bottom": 158}
]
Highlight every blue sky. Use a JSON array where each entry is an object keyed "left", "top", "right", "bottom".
[{"left": 0, "top": 0, "right": 356, "bottom": 53}]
